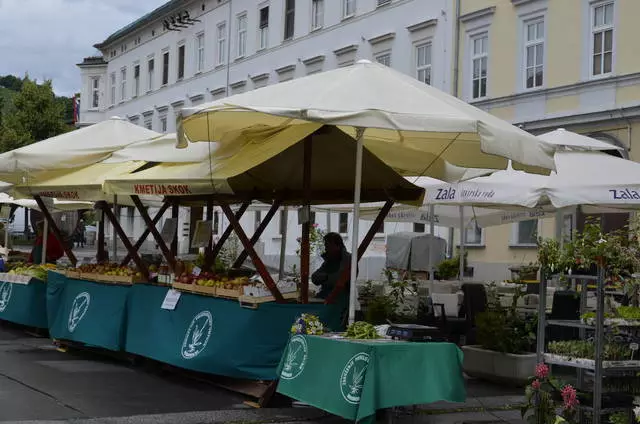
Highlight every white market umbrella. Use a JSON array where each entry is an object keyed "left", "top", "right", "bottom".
[
  {"left": 538, "top": 128, "right": 624, "bottom": 152},
  {"left": 178, "top": 60, "right": 564, "bottom": 324},
  {"left": 103, "top": 133, "right": 215, "bottom": 164},
  {"left": 0, "top": 116, "right": 160, "bottom": 183},
  {"left": 546, "top": 151, "right": 640, "bottom": 208}
]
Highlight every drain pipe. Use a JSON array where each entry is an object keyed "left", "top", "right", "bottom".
[{"left": 448, "top": 0, "right": 462, "bottom": 258}]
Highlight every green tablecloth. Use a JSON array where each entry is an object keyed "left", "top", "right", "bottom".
[
  {"left": 277, "top": 336, "right": 466, "bottom": 422},
  {"left": 125, "top": 283, "right": 346, "bottom": 380},
  {"left": 0, "top": 278, "right": 48, "bottom": 328},
  {"left": 46, "top": 272, "right": 130, "bottom": 351}
]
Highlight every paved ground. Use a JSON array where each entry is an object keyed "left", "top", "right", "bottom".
[{"left": 0, "top": 317, "right": 527, "bottom": 424}]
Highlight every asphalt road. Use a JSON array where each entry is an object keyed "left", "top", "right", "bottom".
[{"left": 0, "top": 322, "right": 282, "bottom": 423}]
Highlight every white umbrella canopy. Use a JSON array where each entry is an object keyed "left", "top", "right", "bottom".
[
  {"left": 546, "top": 151, "right": 640, "bottom": 208},
  {"left": 538, "top": 128, "right": 624, "bottom": 152},
  {"left": 178, "top": 60, "right": 557, "bottom": 174},
  {"left": 103, "top": 133, "right": 215, "bottom": 164},
  {"left": 0, "top": 116, "right": 160, "bottom": 183},
  {"left": 0, "top": 193, "right": 92, "bottom": 212},
  {"left": 424, "top": 163, "right": 548, "bottom": 209}
]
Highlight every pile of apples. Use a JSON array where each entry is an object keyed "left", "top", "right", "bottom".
[
  {"left": 78, "top": 263, "right": 142, "bottom": 278},
  {"left": 175, "top": 271, "right": 250, "bottom": 289}
]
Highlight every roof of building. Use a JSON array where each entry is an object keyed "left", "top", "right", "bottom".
[
  {"left": 77, "top": 56, "right": 108, "bottom": 67},
  {"left": 93, "top": 0, "right": 181, "bottom": 49}
]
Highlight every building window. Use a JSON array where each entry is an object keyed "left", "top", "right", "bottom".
[
  {"left": 413, "top": 223, "right": 425, "bottom": 233},
  {"left": 90, "top": 77, "right": 100, "bottom": 108},
  {"left": 376, "top": 53, "right": 391, "bottom": 67},
  {"left": 177, "top": 44, "right": 186, "bottom": 80},
  {"left": 377, "top": 0, "right": 391, "bottom": 6},
  {"left": 196, "top": 33, "right": 205, "bottom": 73},
  {"left": 311, "top": 0, "right": 324, "bottom": 30},
  {"left": 255, "top": 210, "right": 262, "bottom": 230},
  {"left": 376, "top": 221, "right": 385, "bottom": 234},
  {"left": 162, "top": 51, "right": 170, "bottom": 85},
  {"left": 524, "top": 19, "right": 544, "bottom": 89},
  {"left": 120, "top": 68, "right": 127, "bottom": 102},
  {"left": 513, "top": 220, "right": 538, "bottom": 246},
  {"left": 284, "top": 0, "right": 295, "bottom": 40},
  {"left": 258, "top": 6, "right": 269, "bottom": 50},
  {"left": 217, "top": 22, "right": 227, "bottom": 65},
  {"left": 416, "top": 43, "right": 432, "bottom": 85},
  {"left": 237, "top": 13, "right": 247, "bottom": 58},
  {"left": 343, "top": 0, "right": 355, "bottom": 18},
  {"left": 144, "top": 116, "right": 152, "bottom": 130},
  {"left": 160, "top": 115, "right": 167, "bottom": 133},
  {"left": 471, "top": 34, "right": 488, "bottom": 99},
  {"left": 147, "top": 58, "right": 155, "bottom": 92},
  {"left": 592, "top": 2, "right": 614, "bottom": 77},
  {"left": 464, "top": 222, "right": 483, "bottom": 245},
  {"left": 339, "top": 213, "right": 348, "bottom": 234},
  {"left": 110, "top": 72, "right": 116, "bottom": 106},
  {"left": 133, "top": 64, "right": 140, "bottom": 97}
]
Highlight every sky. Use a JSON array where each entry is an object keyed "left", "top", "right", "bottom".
[{"left": 0, "top": 0, "right": 167, "bottom": 96}]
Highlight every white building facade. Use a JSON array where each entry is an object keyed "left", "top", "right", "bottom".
[{"left": 77, "top": 0, "right": 456, "bottom": 279}]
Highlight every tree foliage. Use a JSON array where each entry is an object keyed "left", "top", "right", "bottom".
[{"left": 0, "top": 77, "right": 72, "bottom": 152}]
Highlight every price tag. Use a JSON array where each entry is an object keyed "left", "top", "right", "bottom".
[
  {"left": 630, "top": 343, "right": 638, "bottom": 360},
  {"left": 192, "top": 266, "right": 201, "bottom": 277},
  {"left": 161, "top": 289, "right": 182, "bottom": 310}
]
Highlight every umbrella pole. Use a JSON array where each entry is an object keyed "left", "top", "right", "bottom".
[
  {"left": 459, "top": 206, "right": 465, "bottom": 282},
  {"left": 112, "top": 195, "right": 118, "bottom": 261},
  {"left": 348, "top": 128, "right": 365, "bottom": 325},
  {"left": 278, "top": 207, "right": 288, "bottom": 281},
  {"left": 171, "top": 200, "right": 179, "bottom": 257},
  {"left": 98, "top": 208, "right": 105, "bottom": 262},
  {"left": 42, "top": 219, "right": 48, "bottom": 265},
  {"left": 300, "top": 137, "right": 313, "bottom": 304},
  {"left": 429, "top": 204, "right": 435, "bottom": 292}
]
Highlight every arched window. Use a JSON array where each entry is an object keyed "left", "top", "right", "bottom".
[{"left": 586, "top": 132, "right": 629, "bottom": 159}]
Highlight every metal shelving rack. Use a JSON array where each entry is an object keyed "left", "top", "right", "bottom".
[{"left": 537, "top": 271, "right": 640, "bottom": 424}]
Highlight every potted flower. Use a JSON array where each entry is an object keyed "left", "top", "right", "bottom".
[
  {"left": 462, "top": 290, "right": 537, "bottom": 385},
  {"left": 509, "top": 262, "right": 540, "bottom": 281},
  {"left": 521, "top": 363, "right": 579, "bottom": 424}
]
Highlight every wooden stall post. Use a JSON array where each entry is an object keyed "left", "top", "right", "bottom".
[
  {"left": 33, "top": 195, "right": 77, "bottom": 266},
  {"left": 98, "top": 201, "right": 149, "bottom": 280},
  {"left": 232, "top": 201, "right": 282, "bottom": 268},
  {"left": 220, "top": 203, "right": 285, "bottom": 303},
  {"left": 204, "top": 202, "right": 250, "bottom": 270},
  {"left": 324, "top": 200, "right": 394, "bottom": 304},
  {"left": 300, "top": 136, "right": 313, "bottom": 303},
  {"left": 206, "top": 199, "right": 214, "bottom": 251},
  {"left": 130, "top": 196, "right": 177, "bottom": 272},
  {"left": 97, "top": 208, "right": 106, "bottom": 262},
  {"left": 121, "top": 202, "right": 170, "bottom": 266},
  {"left": 171, "top": 201, "right": 179, "bottom": 256}
]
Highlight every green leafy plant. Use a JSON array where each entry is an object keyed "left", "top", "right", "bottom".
[
  {"left": 521, "top": 363, "right": 578, "bottom": 424},
  {"left": 345, "top": 321, "right": 379, "bottom": 339},
  {"left": 436, "top": 251, "right": 468, "bottom": 280},
  {"left": 547, "top": 340, "right": 632, "bottom": 360},
  {"left": 609, "top": 412, "right": 630, "bottom": 424},
  {"left": 295, "top": 223, "right": 325, "bottom": 257},
  {"left": 476, "top": 289, "right": 536, "bottom": 354}
]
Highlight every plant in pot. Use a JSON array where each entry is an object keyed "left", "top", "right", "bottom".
[
  {"left": 435, "top": 251, "right": 468, "bottom": 280},
  {"left": 521, "top": 363, "right": 579, "bottom": 424},
  {"left": 462, "top": 290, "right": 538, "bottom": 385}
]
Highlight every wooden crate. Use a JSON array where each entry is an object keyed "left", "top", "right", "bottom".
[
  {"left": 238, "top": 291, "right": 299, "bottom": 309},
  {"left": 65, "top": 270, "right": 82, "bottom": 279},
  {"left": 216, "top": 286, "right": 243, "bottom": 299},
  {"left": 172, "top": 282, "right": 217, "bottom": 297}
]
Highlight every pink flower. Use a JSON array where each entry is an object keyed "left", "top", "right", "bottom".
[
  {"left": 531, "top": 379, "right": 541, "bottom": 390},
  {"left": 561, "top": 385, "right": 579, "bottom": 410},
  {"left": 535, "top": 363, "right": 550, "bottom": 379}
]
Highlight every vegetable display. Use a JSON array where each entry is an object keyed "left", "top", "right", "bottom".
[
  {"left": 7, "top": 263, "right": 55, "bottom": 281},
  {"left": 345, "top": 321, "right": 379, "bottom": 339}
]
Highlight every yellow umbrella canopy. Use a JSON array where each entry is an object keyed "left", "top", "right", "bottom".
[
  {"left": 178, "top": 60, "right": 557, "bottom": 176},
  {"left": 105, "top": 125, "right": 425, "bottom": 206}
]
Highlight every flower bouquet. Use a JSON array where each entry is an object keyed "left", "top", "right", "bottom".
[{"left": 290, "top": 313, "right": 325, "bottom": 335}]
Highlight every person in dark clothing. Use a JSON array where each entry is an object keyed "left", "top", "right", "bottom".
[{"left": 311, "top": 232, "right": 354, "bottom": 300}]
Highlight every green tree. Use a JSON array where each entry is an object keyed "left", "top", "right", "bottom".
[{"left": 0, "top": 77, "right": 71, "bottom": 152}]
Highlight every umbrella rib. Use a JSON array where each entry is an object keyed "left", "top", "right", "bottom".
[{"left": 411, "top": 132, "right": 462, "bottom": 183}]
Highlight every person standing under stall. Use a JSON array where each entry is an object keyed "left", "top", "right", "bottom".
[
  {"left": 74, "top": 219, "right": 86, "bottom": 248},
  {"left": 28, "top": 221, "right": 65, "bottom": 264}
]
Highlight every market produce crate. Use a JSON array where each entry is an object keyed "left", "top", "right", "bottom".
[
  {"left": 103, "top": 274, "right": 146, "bottom": 284},
  {"left": 0, "top": 273, "right": 33, "bottom": 284},
  {"left": 65, "top": 270, "right": 82, "bottom": 279},
  {"left": 216, "top": 286, "right": 244, "bottom": 299},
  {"left": 238, "top": 291, "right": 299, "bottom": 309},
  {"left": 172, "top": 282, "right": 217, "bottom": 297},
  {"left": 79, "top": 273, "right": 135, "bottom": 286}
]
